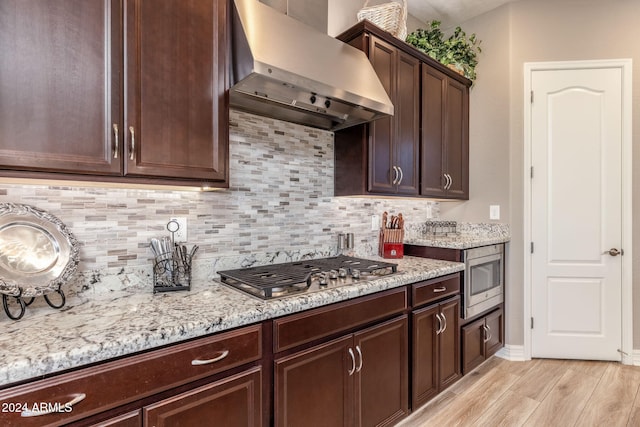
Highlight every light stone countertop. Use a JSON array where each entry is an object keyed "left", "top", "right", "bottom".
[
  {"left": 0, "top": 256, "right": 463, "bottom": 388},
  {"left": 404, "top": 222, "right": 511, "bottom": 249}
]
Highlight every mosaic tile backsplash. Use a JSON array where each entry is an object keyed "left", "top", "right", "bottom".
[{"left": 0, "top": 110, "right": 440, "bottom": 289}]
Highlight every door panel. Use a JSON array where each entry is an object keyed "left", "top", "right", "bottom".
[
  {"left": 445, "top": 78, "right": 469, "bottom": 198},
  {"left": 531, "top": 66, "right": 622, "bottom": 360},
  {"left": 144, "top": 367, "right": 262, "bottom": 427},
  {"left": 394, "top": 52, "right": 420, "bottom": 195},
  {"left": 367, "top": 36, "right": 395, "bottom": 193},
  {"left": 354, "top": 316, "right": 409, "bottom": 427},
  {"left": 420, "top": 65, "right": 446, "bottom": 197},
  {"left": 411, "top": 305, "right": 439, "bottom": 407},
  {"left": 0, "top": 0, "right": 122, "bottom": 175},
  {"left": 274, "top": 336, "right": 353, "bottom": 427},
  {"left": 438, "top": 297, "right": 460, "bottom": 389},
  {"left": 124, "top": 0, "right": 227, "bottom": 180}
]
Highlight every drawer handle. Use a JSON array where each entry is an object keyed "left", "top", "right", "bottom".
[
  {"left": 21, "top": 393, "right": 86, "bottom": 417},
  {"left": 191, "top": 350, "right": 229, "bottom": 366},
  {"left": 433, "top": 286, "right": 447, "bottom": 293},
  {"left": 355, "top": 345, "right": 363, "bottom": 373}
]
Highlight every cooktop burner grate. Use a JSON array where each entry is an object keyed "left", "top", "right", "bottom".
[{"left": 218, "top": 255, "right": 398, "bottom": 299}]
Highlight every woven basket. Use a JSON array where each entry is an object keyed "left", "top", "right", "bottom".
[{"left": 357, "top": 0, "right": 408, "bottom": 40}]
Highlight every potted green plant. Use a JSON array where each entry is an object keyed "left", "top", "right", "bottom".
[{"left": 405, "top": 21, "right": 482, "bottom": 81}]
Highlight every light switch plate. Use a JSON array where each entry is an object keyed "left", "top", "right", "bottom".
[
  {"left": 371, "top": 215, "right": 380, "bottom": 231},
  {"left": 489, "top": 205, "right": 500, "bottom": 220}
]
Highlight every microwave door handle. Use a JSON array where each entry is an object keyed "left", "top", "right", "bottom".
[{"left": 467, "top": 253, "right": 502, "bottom": 267}]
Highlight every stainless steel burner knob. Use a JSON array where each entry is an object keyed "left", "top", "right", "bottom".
[
  {"left": 319, "top": 274, "right": 328, "bottom": 286},
  {"left": 329, "top": 270, "right": 338, "bottom": 280},
  {"left": 338, "top": 268, "right": 347, "bottom": 278},
  {"left": 352, "top": 269, "right": 360, "bottom": 279}
]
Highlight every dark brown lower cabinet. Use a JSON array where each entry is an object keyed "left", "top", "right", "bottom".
[
  {"left": 275, "top": 316, "right": 409, "bottom": 427},
  {"left": 88, "top": 410, "right": 141, "bottom": 427},
  {"left": 143, "top": 367, "right": 262, "bottom": 427},
  {"left": 412, "top": 296, "right": 461, "bottom": 408},
  {"left": 461, "top": 307, "right": 504, "bottom": 374}
]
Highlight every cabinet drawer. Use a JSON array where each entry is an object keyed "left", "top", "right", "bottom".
[
  {"left": 0, "top": 324, "right": 262, "bottom": 426},
  {"left": 273, "top": 287, "right": 407, "bottom": 353},
  {"left": 412, "top": 273, "right": 460, "bottom": 307}
]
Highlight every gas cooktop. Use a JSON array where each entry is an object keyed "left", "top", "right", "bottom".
[{"left": 217, "top": 255, "right": 398, "bottom": 299}]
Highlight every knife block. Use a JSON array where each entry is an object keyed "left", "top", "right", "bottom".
[{"left": 378, "top": 228, "right": 404, "bottom": 259}]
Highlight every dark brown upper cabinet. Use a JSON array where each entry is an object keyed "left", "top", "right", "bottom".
[
  {"left": 421, "top": 65, "right": 469, "bottom": 199},
  {"left": 0, "top": 0, "right": 228, "bottom": 187},
  {"left": 335, "top": 28, "right": 420, "bottom": 197},
  {"left": 334, "top": 21, "right": 470, "bottom": 200}
]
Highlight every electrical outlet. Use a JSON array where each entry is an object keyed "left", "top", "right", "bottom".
[
  {"left": 169, "top": 217, "right": 188, "bottom": 242},
  {"left": 371, "top": 215, "right": 380, "bottom": 231},
  {"left": 489, "top": 205, "right": 500, "bottom": 220}
]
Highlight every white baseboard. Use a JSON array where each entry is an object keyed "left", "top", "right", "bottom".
[
  {"left": 496, "top": 346, "right": 640, "bottom": 365},
  {"left": 495, "top": 344, "right": 527, "bottom": 361}
]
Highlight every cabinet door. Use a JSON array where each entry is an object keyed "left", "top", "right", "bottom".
[
  {"left": 0, "top": 0, "right": 122, "bottom": 175},
  {"left": 124, "top": 0, "right": 228, "bottom": 182},
  {"left": 485, "top": 308, "right": 504, "bottom": 357},
  {"left": 461, "top": 317, "right": 486, "bottom": 374},
  {"left": 411, "top": 304, "right": 439, "bottom": 408},
  {"left": 394, "top": 51, "right": 420, "bottom": 196},
  {"left": 354, "top": 316, "right": 409, "bottom": 427},
  {"left": 275, "top": 336, "right": 353, "bottom": 427},
  {"left": 367, "top": 36, "right": 396, "bottom": 194},
  {"left": 420, "top": 65, "right": 447, "bottom": 198},
  {"left": 438, "top": 297, "right": 461, "bottom": 390},
  {"left": 144, "top": 367, "right": 262, "bottom": 427},
  {"left": 88, "top": 410, "right": 141, "bottom": 427},
  {"left": 444, "top": 77, "right": 469, "bottom": 199}
]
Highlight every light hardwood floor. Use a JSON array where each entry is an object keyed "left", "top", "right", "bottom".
[{"left": 398, "top": 357, "right": 640, "bottom": 427}]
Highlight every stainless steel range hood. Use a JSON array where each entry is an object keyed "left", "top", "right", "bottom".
[{"left": 230, "top": 0, "right": 394, "bottom": 131}]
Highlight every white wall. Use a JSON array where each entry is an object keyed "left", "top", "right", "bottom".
[{"left": 454, "top": 0, "right": 640, "bottom": 347}]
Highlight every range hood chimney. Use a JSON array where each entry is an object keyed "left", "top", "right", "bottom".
[{"left": 230, "top": 0, "right": 394, "bottom": 131}]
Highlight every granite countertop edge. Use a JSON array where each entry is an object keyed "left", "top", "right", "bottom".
[
  {"left": 404, "top": 235, "right": 511, "bottom": 249},
  {"left": 0, "top": 256, "right": 463, "bottom": 388}
]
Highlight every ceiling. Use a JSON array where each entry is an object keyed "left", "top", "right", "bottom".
[{"left": 407, "top": 0, "right": 516, "bottom": 27}]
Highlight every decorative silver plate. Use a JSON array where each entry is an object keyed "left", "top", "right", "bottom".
[{"left": 0, "top": 203, "right": 79, "bottom": 298}]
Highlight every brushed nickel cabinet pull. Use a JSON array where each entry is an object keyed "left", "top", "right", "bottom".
[
  {"left": 21, "top": 393, "right": 86, "bottom": 417},
  {"left": 397, "top": 166, "right": 404, "bottom": 185},
  {"left": 435, "top": 313, "right": 443, "bottom": 335},
  {"left": 483, "top": 325, "right": 492, "bottom": 343},
  {"left": 348, "top": 348, "right": 356, "bottom": 376},
  {"left": 355, "top": 345, "right": 363, "bottom": 373},
  {"left": 129, "top": 126, "right": 135, "bottom": 160},
  {"left": 112, "top": 123, "right": 119, "bottom": 159},
  {"left": 441, "top": 312, "right": 447, "bottom": 334},
  {"left": 433, "top": 286, "right": 447, "bottom": 293},
  {"left": 392, "top": 166, "right": 399, "bottom": 185},
  {"left": 191, "top": 349, "right": 229, "bottom": 366}
]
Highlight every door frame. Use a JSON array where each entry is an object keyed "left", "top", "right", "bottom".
[{"left": 523, "top": 59, "right": 633, "bottom": 364}]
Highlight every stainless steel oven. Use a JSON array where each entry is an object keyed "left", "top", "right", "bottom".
[{"left": 463, "top": 244, "right": 504, "bottom": 319}]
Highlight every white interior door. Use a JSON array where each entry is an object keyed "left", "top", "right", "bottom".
[{"left": 530, "top": 65, "right": 623, "bottom": 360}]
